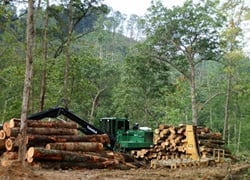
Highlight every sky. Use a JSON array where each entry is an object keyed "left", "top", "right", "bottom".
[{"left": 103, "top": 0, "right": 185, "bottom": 16}]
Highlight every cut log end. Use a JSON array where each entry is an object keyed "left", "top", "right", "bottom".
[{"left": 0, "top": 130, "right": 6, "bottom": 140}]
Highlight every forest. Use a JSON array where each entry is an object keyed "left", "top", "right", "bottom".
[{"left": 0, "top": 0, "right": 250, "bottom": 157}]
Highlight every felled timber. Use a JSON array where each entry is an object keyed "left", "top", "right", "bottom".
[
  {"left": 5, "top": 137, "right": 19, "bottom": 151},
  {"left": 199, "top": 139, "right": 225, "bottom": 146},
  {"left": 4, "top": 127, "right": 19, "bottom": 137},
  {"left": 3, "top": 122, "right": 10, "bottom": 136},
  {"left": 26, "top": 147, "right": 115, "bottom": 164},
  {"left": 6, "top": 127, "right": 78, "bottom": 136},
  {"left": 45, "top": 142, "right": 103, "bottom": 152},
  {"left": 0, "top": 130, "right": 6, "bottom": 140},
  {"left": 144, "top": 125, "right": 187, "bottom": 161},
  {"left": 26, "top": 134, "right": 110, "bottom": 146},
  {"left": 133, "top": 124, "right": 231, "bottom": 163},
  {"left": 197, "top": 133, "right": 222, "bottom": 140},
  {"left": 0, "top": 139, "right": 6, "bottom": 150},
  {"left": 2, "top": 151, "right": 18, "bottom": 160},
  {"left": 9, "top": 118, "right": 78, "bottom": 129}
]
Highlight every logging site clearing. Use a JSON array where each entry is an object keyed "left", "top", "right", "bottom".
[
  {"left": 0, "top": 114, "right": 250, "bottom": 179},
  {"left": 0, "top": 161, "right": 250, "bottom": 180}
]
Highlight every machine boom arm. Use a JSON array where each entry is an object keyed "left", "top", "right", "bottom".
[{"left": 28, "top": 107, "right": 104, "bottom": 135}]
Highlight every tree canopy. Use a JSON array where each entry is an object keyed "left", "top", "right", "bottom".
[{"left": 0, "top": 0, "right": 250, "bottom": 156}]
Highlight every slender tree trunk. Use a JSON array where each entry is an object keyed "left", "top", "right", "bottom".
[
  {"left": 19, "top": 0, "right": 34, "bottom": 165},
  {"left": 39, "top": 0, "right": 49, "bottom": 111},
  {"left": 237, "top": 121, "right": 241, "bottom": 153},
  {"left": 189, "top": 62, "right": 198, "bottom": 125},
  {"left": 223, "top": 72, "right": 232, "bottom": 143},
  {"left": 90, "top": 88, "right": 105, "bottom": 121},
  {"left": 235, "top": 96, "right": 241, "bottom": 153},
  {"left": 64, "top": 0, "right": 73, "bottom": 109}
]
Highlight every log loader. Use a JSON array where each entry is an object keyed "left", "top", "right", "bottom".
[
  {"left": 28, "top": 107, "right": 225, "bottom": 169},
  {"left": 28, "top": 107, "right": 153, "bottom": 151}
]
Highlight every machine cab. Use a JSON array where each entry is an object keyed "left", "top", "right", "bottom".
[{"left": 99, "top": 117, "right": 129, "bottom": 146}]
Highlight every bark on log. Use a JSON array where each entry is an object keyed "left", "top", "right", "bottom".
[
  {"left": 197, "top": 127, "right": 210, "bottom": 134},
  {"left": 23, "top": 127, "right": 78, "bottom": 136},
  {"left": 0, "top": 139, "right": 5, "bottom": 150},
  {"left": 199, "top": 139, "right": 225, "bottom": 146},
  {"left": 197, "top": 133, "right": 222, "bottom": 140},
  {"left": 26, "top": 147, "right": 114, "bottom": 164},
  {"left": 26, "top": 134, "right": 110, "bottom": 146},
  {"left": 45, "top": 142, "right": 103, "bottom": 152},
  {"left": 5, "top": 127, "right": 19, "bottom": 137},
  {"left": 4, "top": 127, "right": 78, "bottom": 137},
  {"left": 9, "top": 118, "right": 78, "bottom": 129}
]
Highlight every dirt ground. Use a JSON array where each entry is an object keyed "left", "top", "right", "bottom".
[{"left": 0, "top": 161, "right": 249, "bottom": 180}]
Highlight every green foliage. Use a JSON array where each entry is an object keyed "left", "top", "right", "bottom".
[
  {"left": 0, "top": 0, "right": 250, "bottom": 154},
  {"left": 146, "top": 0, "right": 225, "bottom": 77},
  {"left": 163, "top": 77, "right": 191, "bottom": 125},
  {"left": 112, "top": 43, "right": 171, "bottom": 128},
  {"left": 0, "top": 65, "right": 24, "bottom": 122}
]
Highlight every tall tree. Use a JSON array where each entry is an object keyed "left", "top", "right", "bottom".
[
  {"left": 145, "top": 0, "right": 225, "bottom": 125},
  {"left": 39, "top": 0, "right": 49, "bottom": 111},
  {"left": 48, "top": 0, "right": 108, "bottom": 108},
  {"left": 18, "top": 0, "right": 34, "bottom": 165},
  {"left": 221, "top": 0, "right": 246, "bottom": 145}
]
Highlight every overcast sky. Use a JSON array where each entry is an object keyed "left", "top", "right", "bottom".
[{"left": 103, "top": 0, "right": 185, "bottom": 16}]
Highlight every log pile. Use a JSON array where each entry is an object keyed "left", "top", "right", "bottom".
[
  {"left": 196, "top": 127, "right": 232, "bottom": 158},
  {"left": 131, "top": 124, "right": 230, "bottom": 162},
  {"left": 0, "top": 118, "right": 139, "bottom": 169},
  {"left": 131, "top": 124, "right": 187, "bottom": 161}
]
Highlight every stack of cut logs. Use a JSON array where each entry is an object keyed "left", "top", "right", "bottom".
[
  {"left": 131, "top": 124, "right": 187, "bottom": 160},
  {"left": 197, "top": 127, "right": 232, "bottom": 158},
  {"left": 131, "top": 124, "right": 230, "bottom": 161},
  {"left": 0, "top": 118, "right": 137, "bottom": 169}
]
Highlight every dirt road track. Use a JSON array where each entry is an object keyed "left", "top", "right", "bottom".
[{"left": 0, "top": 162, "right": 249, "bottom": 180}]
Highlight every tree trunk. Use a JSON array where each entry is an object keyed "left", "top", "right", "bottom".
[
  {"left": 223, "top": 72, "right": 232, "bottom": 143},
  {"left": 90, "top": 88, "right": 105, "bottom": 121},
  {"left": 39, "top": 0, "right": 49, "bottom": 111},
  {"left": 63, "top": 0, "right": 73, "bottom": 109},
  {"left": 237, "top": 121, "right": 241, "bottom": 153},
  {"left": 19, "top": 0, "right": 34, "bottom": 165},
  {"left": 189, "top": 61, "right": 198, "bottom": 125}
]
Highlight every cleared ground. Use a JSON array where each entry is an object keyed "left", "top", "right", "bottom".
[{"left": 0, "top": 161, "right": 249, "bottom": 180}]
